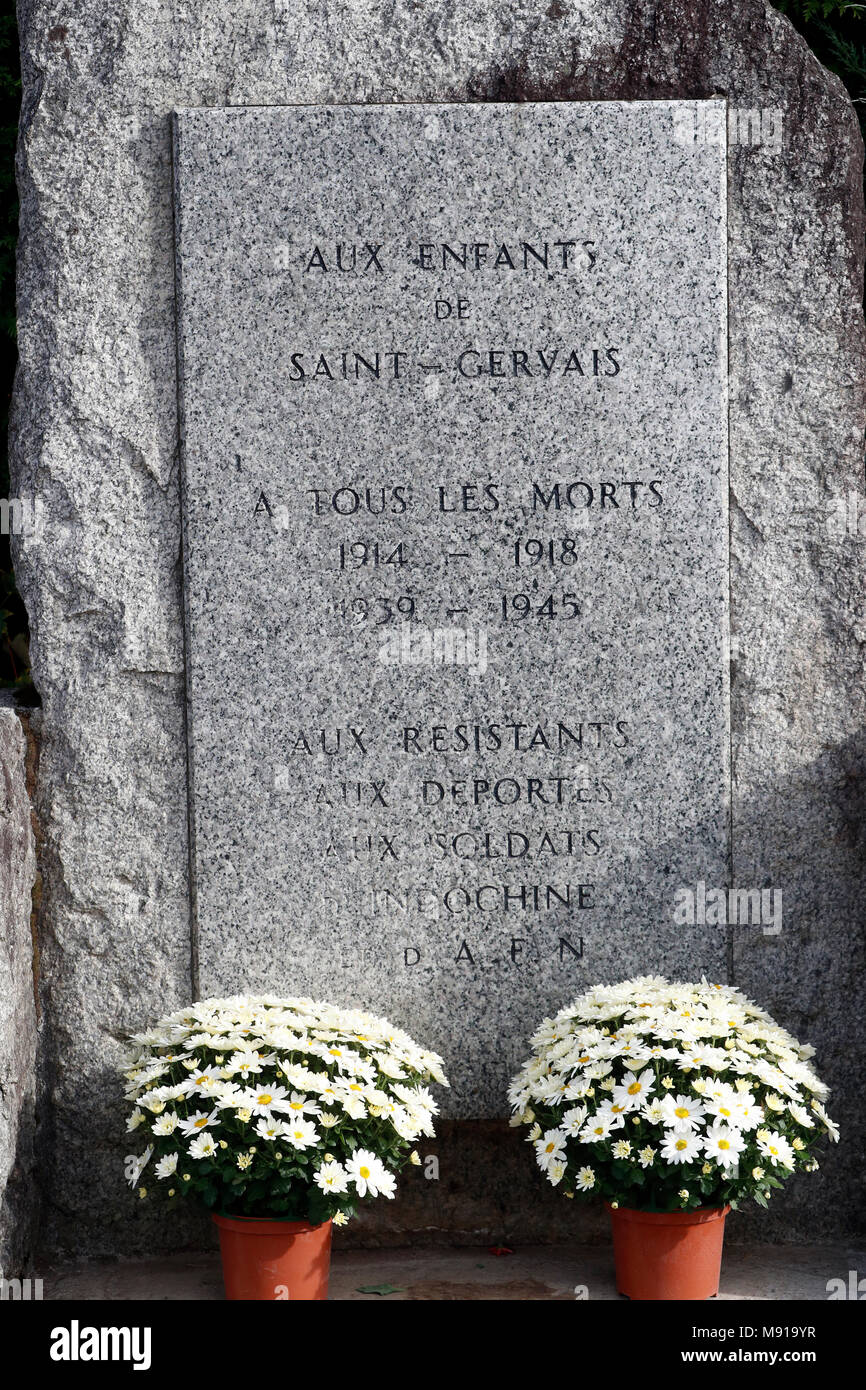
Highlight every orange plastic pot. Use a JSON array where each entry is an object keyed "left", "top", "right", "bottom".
[
  {"left": 212, "top": 1214, "right": 332, "bottom": 1301},
  {"left": 607, "top": 1203, "right": 730, "bottom": 1301}
]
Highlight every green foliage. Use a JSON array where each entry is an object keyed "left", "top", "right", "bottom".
[
  {"left": 776, "top": 1, "right": 866, "bottom": 144},
  {"left": 777, "top": 0, "right": 861, "bottom": 21}
]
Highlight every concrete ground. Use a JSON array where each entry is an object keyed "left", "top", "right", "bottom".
[{"left": 43, "top": 1243, "right": 863, "bottom": 1300}]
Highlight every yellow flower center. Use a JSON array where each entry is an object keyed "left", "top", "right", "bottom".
[
  {"left": 359, "top": 1165, "right": 370, "bottom": 1179},
  {"left": 257, "top": 1094, "right": 272, "bottom": 1106},
  {"left": 194, "top": 1116, "right": 208, "bottom": 1129},
  {"left": 675, "top": 1107, "right": 689, "bottom": 1119},
  {"left": 675, "top": 1140, "right": 688, "bottom": 1151},
  {"left": 627, "top": 1082, "right": 641, "bottom": 1095},
  {"left": 719, "top": 1139, "right": 730, "bottom": 1150}
]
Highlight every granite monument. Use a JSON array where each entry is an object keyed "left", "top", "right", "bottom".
[{"left": 4, "top": 0, "right": 865, "bottom": 1259}]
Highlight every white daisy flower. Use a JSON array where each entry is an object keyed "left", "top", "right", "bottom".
[
  {"left": 810, "top": 1101, "right": 840, "bottom": 1141},
  {"left": 345, "top": 1149, "right": 396, "bottom": 1199},
  {"left": 178, "top": 1109, "right": 219, "bottom": 1137},
  {"left": 314, "top": 1161, "right": 349, "bottom": 1194},
  {"left": 660, "top": 1131, "right": 703, "bottom": 1165},
  {"left": 535, "top": 1129, "right": 567, "bottom": 1172},
  {"left": 594, "top": 1101, "right": 628, "bottom": 1129},
  {"left": 154, "top": 1153, "right": 178, "bottom": 1180},
  {"left": 703, "top": 1124, "right": 746, "bottom": 1168},
  {"left": 255, "top": 1118, "right": 282, "bottom": 1142},
  {"left": 188, "top": 1132, "right": 218, "bottom": 1160},
  {"left": 757, "top": 1130, "right": 795, "bottom": 1169},
  {"left": 787, "top": 1102, "right": 814, "bottom": 1129},
  {"left": 243, "top": 1083, "right": 294, "bottom": 1118},
  {"left": 560, "top": 1105, "right": 588, "bottom": 1136},
  {"left": 661, "top": 1093, "right": 706, "bottom": 1132},
  {"left": 282, "top": 1117, "right": 319, "bottom": 1150},
  {"left": 579, "top": 1113, "right": 618, "bottom": 1143},
  {"left": 612, "top": 1068, "right": 656, "bottom": 1111},
  {"left": 152, "top": 1111, "right": 179, "bottom": 1136},
  {"left": 575, "top": 1166, "right": 596, "bottom": 1192}
]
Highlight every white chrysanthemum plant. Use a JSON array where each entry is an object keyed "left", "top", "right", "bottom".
[
  {"left": 509, "top": 977, "right": 838, "bottom": 1214},
  {"left": 121, "top": 995, "right": 448, "bottom": 1226}
]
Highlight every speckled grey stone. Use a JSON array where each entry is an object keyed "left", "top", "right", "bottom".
[
  {"left": 174, "top": 99, "right": 730, "bottom": 1113},
  {"left": 11, "top": 0, "right": 866, "bottom": 1254},
  {"left": 0, "top": 710, "right": 37, "bottom": 1276}
]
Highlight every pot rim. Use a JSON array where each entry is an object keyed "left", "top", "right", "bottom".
[
  {"left": 212, "top": 1212, "right": 332, "bottom": 1235},
  {"left": 605, "top": 1202, "right": 731, "bottom": 1226}
]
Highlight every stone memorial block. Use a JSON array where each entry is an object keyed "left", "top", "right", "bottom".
[
  {"left": 13, "top": 1, "right": 866, "bottom": 1252},
  {"left": 174, "top": 100, "right": 730, "bottom": 1109}
]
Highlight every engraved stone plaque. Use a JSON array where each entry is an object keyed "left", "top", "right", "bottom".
[{"left": 173, "top": 101, "right": 729, "bottom": 1112}]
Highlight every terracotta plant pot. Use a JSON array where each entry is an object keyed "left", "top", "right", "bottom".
[
  {"left": 212, "top": 1213, "right": 333, "bottom": 1301},
  {"left": 607, "top": 1203, "right": 730, "bottom": 1301}
]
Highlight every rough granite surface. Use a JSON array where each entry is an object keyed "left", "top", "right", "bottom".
[
  {"left": 11, "top": 0, "right": 866, "bottom": 1254},
  {"left": 0, "top": 710, "right": 37, "bottom": 1275}
]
